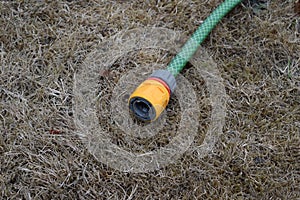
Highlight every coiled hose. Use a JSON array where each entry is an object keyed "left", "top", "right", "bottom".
[{"left": 129, "top": 0, "right": 242, "bottom": 121}]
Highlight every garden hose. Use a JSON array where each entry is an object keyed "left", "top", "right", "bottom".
[{"left": 129, "top": 0, "right": 242, "bottom": 121}]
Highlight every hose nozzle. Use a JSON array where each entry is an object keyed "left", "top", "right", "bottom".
[{"left": 129, "top": 70, "right": 176, "bottom": 121}]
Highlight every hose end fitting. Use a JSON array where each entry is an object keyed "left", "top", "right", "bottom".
[{"left": 129, "top": 70, "right": 176, "bottom": 121}]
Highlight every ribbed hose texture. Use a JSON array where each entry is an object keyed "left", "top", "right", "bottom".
[{"left": 167, "top": 0, "right": 242, "bottom": 76}]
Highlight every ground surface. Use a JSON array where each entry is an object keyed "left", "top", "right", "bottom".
[{"left": 0, "top": 0, "right": 299, "bottom": 199}]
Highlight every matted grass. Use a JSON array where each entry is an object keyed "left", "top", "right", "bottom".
[{"left": 1, "top": 0, "right": 299, "bottom": 199}]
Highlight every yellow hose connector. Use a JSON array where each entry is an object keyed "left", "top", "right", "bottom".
[{"left": 129, "top": 70, "right": 176, "bottom": 121}]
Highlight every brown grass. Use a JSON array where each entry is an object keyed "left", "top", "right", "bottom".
[{"left": 1, "top": 0, "right": 299, "bottom": 199}]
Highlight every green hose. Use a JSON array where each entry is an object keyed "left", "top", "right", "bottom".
[
  {"left": 167, "top": 0, "right": 242, "bottom": 76},
  {"left": 129, "top": 0, "right": 242, "bottom": 121}
]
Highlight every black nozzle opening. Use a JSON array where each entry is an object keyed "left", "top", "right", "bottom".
[{"left": 129, "top": 97, "right": 156, "bottom": 121}]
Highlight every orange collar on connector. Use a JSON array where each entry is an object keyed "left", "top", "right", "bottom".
[{"left": 147, "top": 77, "right": 171, "bottom": 95}]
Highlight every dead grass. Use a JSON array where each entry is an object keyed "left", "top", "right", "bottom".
[{"left": 0, "top": 0, "right": 299, "bottom": 199}]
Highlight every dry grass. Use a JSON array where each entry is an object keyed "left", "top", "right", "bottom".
[{"left": 1, "top": 0, "right": 299, "bottom": 199}]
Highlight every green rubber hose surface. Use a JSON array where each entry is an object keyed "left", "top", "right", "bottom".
[{"left": 167, "top": 0, "right": 242, "bottom": 76}]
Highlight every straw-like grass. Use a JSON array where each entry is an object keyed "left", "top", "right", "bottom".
[{"left": 1, "top": 0, "right": 299, "bottom": 199}]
